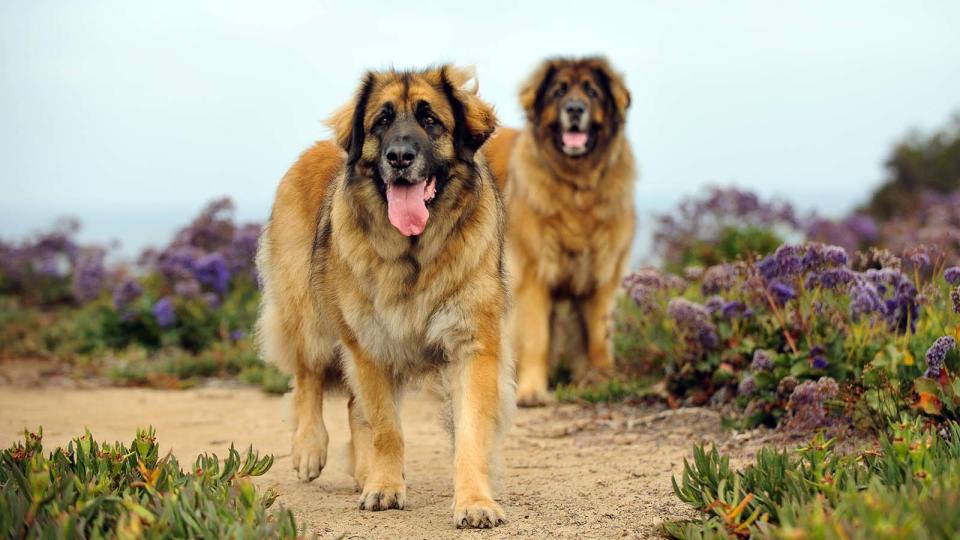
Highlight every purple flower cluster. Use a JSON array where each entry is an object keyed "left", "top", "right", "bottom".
[
  {"left": 809, "top": 345, "right": 829, "bottom": 370},
  {"left": 113, "top": 278, "right": 144, "bottom": 311},
  {"left": 924, "top": 336, "right": 956, "bottom": 379},
  {"left": 142, "top": 198, "right": 261, "bottom": 313},
  {"left": 667, "top": 298, "right": 718, "bottom": 348},
  {"left": 783, "top": 377, "right": 839, "bottom": 432},
  {"left": 759, "top": 243, "right": 849, "bottom": 282},
  {"left": 751, "top": 350, "right": 773, "bottom": 372},
  {"left": 71, "top": 247, "right": 108, "bottom": 303},
  {"left": 623, "top": 267, "right": 686, "bottom": 313},
  {"left": 945, "top": 266, "right": 960, "bottom": 286},
  {"left": 152, "top": 297, "right": 176, "bottom": 328},
  {"left": 952, "top": 286, "right": 960, "bottom": 315},
  {"left": 738, "top": 375, "right": 757, "bottom": 397},
  {"left": 805, "top": 213, "right": 880, "bottom": 252},
  {"left": 805, "top": 267, "right": 856, "bottom": 290},
  {"left": 0, "top": 218, "right": 112, "bottom": 304},
  {"left": 701, "top": 264, "right": 735, "bottom": 295},
  {"left": 654, "top": 187, "right": 801, "bottom": 268},
  {"left": 768, "top": 280, "right": 796, "bottom": 305},
  {"left": 866, "top": 268, "right": 920, "bottom": 333}
]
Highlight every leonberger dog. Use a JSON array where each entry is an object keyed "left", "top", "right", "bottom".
[
  {"left": 486, "top": 57, "right": 635, "bottom": 406},
  {"left": 255, "top": 65, "right": 514, "bottom": 528}
]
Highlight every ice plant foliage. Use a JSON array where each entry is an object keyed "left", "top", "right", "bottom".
[
  {"left": 0, "top": 428, "right": 297, "bottom": 538},
  {"left": 669, "top": 421, "right": 960, "bottom": 539}
]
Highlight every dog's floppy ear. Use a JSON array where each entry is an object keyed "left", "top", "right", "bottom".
[
  {"left": 440, "top": 65, "right": 498, "bottom": 160},
  {"left": 590, "top": 57, "right": 631, "bottom": 119},
  {"left": 518, "top": 60, "right": 558, "bottom": 122},
  {"left": 327, "top": 72, "right": 376, "bottom": 165}
]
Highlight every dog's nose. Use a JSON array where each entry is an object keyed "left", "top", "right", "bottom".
[
  {"left": 564, "top": 100, "right": 587, "bottom": 118},
  {"left": 385, "top": 142, "right": 417, "bottom": 170}
]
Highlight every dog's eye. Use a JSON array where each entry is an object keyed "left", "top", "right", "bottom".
[
  {"left": 422, "top": 115, "right": 436, "bottom": 126},
  {"left": 376, "top": 115, "right": 391, "bottom": 127},
  {"left": 553, "top": 84, "right": 567, "bottom": 98},
  {"left": 583, "top": 83, "right": 598, "bottom": 99}
]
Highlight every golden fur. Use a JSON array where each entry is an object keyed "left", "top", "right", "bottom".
[
  {"left": 487, "top": 57, "right": 636, "bottom": 406},
  {"left": 255, "top": 66, "right": 514, "bottom": 528}
]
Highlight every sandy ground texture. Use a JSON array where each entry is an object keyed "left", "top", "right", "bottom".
[{"left": 0, "top": 373, "right": 771, "bottom": 540}]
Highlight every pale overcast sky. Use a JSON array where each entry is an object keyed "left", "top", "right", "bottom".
[{"left": 1, "top": 1, "right": 959, "bottom": 256}]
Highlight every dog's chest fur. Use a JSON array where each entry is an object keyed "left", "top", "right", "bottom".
[{"left": 321, "top": 176, "right": 499, "bottom": 373}]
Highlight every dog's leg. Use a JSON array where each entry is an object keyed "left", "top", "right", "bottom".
[
  {"left": 450, "top": 316, "right": 507, "bottom": 528},
  {"left": 292, "top": 363, "right": 328, "bottom": 482},
  {"left": 344, "top": 341, "right": 406, "bottom": 511},
  {"left": 513, "top": 277, "right": 552, "bottom": 407},
  {"left": 581, "top": 279, "right": 617, "bottom": 383},
  {"left": 347, "top": 393, "right": 374, "bottom": 490}
]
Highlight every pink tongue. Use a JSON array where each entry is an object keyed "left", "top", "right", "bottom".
[
  {"left": 386, "top": 181, "right": 430, "bottom": 236},
  {"left": 562, "top": 132, "right": 589, "bottom": 148}
]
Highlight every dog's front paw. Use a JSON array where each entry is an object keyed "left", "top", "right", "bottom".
[
  {"left": 516, "top": 385, "right": 553, "bottom": 408},
  {"left": 454, "top": 498, "right": 506, "bottom": 529},
  {"left": 292, "top": 426, "right": 328, "bottom": 482},
  {"left": 358, "top": 479, "right": 406, "bottom": 511}
]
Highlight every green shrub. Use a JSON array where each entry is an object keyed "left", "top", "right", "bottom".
[{"left": 0, "top": 427, "right": 298, "bottom": 538}]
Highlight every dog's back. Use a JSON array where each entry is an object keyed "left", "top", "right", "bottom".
[{"left": 255, "top": 140, "right": 344, "bottom": 376}]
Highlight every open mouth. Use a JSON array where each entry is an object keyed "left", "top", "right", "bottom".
[
  {"left": 560, "top": 129, "right": 590, "bottom": 157},
  {"left": 385, "top": 177, "right": 437, "bottom": 237}
]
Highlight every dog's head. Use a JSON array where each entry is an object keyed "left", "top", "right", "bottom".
[
  {"left": 519, "top": 57, "right": 630, "bottom": 160},
  {"left": 328, "top": 66, "right": 497, "bottom": 237}
]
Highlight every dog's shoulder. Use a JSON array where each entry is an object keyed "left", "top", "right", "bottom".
[{"left": 274, "top": 140, "right": 345, "bottom": 220}]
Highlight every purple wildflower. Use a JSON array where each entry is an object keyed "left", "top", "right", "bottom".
[
  {"left": 757, "top": 256, "right": 779, "bottom": 281},
  {"left": 112, "top": 279, "right": 143, "bottom": 310},
  {"left": 823, "top": 245, "right": 848, "bottom": 267},
  {"left": 908, "top": 249, "right": 931, "bottom": 269},
  {"left": 774, "top": 245, "right": 803, "bottom": 277},
  {"left": 628, "top": 285, "right": 656, "bottom": 313},
  {"left": 721, "top": 300, "right": 746, "bottom": 319},
  {"left": 226, "top": 223, "right": 261, "bottom": 277},
  {"left": 705, "top": 296, "right": 725, "bottom": 314},
  {"left": 849, "top": 280, "right": 886, "bottom": 319},
  {"left": 818, "top": 268, "right": 856, "bottom": 289},
  {"left": 71, "top": 247, "right": 107, "bottom": 303},
  {"left": 811, "top": 355, "right": 829, "bottom": 370},
  {"left": 769, "top": 281, "right": 796, "bottom": 304},
  {"left": 667, "top": 298, "right": 718, "bottom": 348},
  {"left": 952, "top": 286, "right": 960, "bottom": 314},
  {"left": 683, "top": 266, "right": 705, "bottom": 281},
  {"left": 157, "top": 246, "right": 201, "bottom": 282},
  {"left": 738, "top": 376, "right": 757, "bottom": 397},
  {"left": 701, "top": 264, "right": 735, "bottom": 295},
  {"left": 194, "top": 252, "right": 230, "bottom": 294},
  {"left": 751, "top": 350, "right": 773, "bottom": 372},
  {"left": 230, "top": 329, "right": 246, "bottom": 341},
  {"left": 924, "top": 336, "right": 956, "bottom": 379},
  {"left": 945, "top": 266, "right": 960, "bottom": 286},
  {"left": 174, "top": 279, "right": 201, "bottom": 297},
  {"left": 783, "top": 377, "right": 839, "bottom": 432},
  {"left": 152, "top": 297, "right": 176, "bottom": 328},
  {"left": 809, "top": 346, "right": 829, "bottom": 370},
  {"left": 623, "top": 267, "right": 665, "bottom": 290}
]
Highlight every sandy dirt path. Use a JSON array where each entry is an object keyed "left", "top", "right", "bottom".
[{"left": 0, "top": 383, "right": 757, "bottom": 539}]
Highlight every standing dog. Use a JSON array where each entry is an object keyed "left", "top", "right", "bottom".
[
  {"left": 486, "top": 57, "right": 635, "bottom": 406},
  {"left": 255, "top": 66, "right": 514, "bottom": 528}
]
